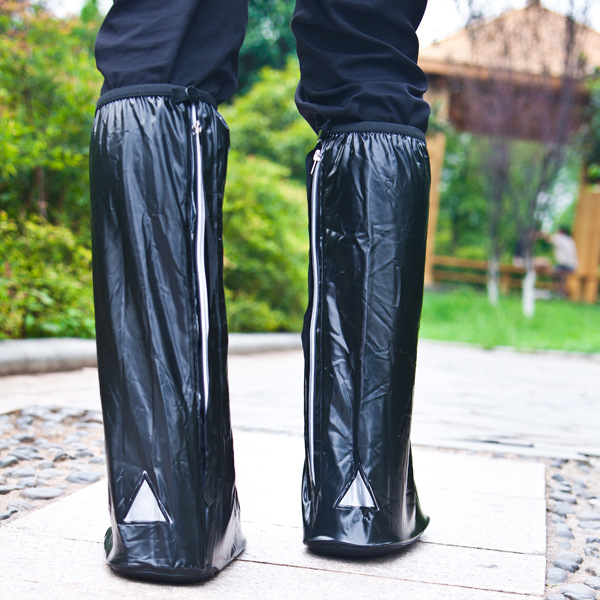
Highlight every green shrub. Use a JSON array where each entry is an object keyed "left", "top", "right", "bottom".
[
  {"left": 223, "top": 152, "right": 308, "bottom": 332},
  {"left": 222, "top": 58, "right": 316, "bottom": 183},
  {"left": 0, "top": 148, "right": 311, "bottom": 338},
  {"left": 0, "top": 212, "right": 95, "bottom": 339},
  {"left": 0, "top": 6, "right": 101, "bottom": 234},
  {"left": 0, "top": 52, "right": 316, "bottom": 338}
]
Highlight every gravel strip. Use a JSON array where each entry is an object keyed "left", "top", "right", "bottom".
[
  {"left": 546, "top": 456, "right": 600, "bottom": 599},
  {"left": 0, "top": 406, "right": 105, "bottom": 523}
]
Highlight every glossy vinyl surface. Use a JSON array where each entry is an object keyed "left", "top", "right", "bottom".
[
  {"left": 89, "top": 88, "right": 245, "bottom": 582},
  {"left": 302, "top": 128, "right": 431, "bottom": 556}
]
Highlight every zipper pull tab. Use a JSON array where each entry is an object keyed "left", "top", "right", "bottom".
[
  {"left": 310, "top": 147, "right": 323, "bottom": 175},
  {"left": 192, "top": 121, "right": 202, "bottom": 136}
]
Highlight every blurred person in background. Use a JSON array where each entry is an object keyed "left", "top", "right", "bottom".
[{"left": 541, "top": 227, "right": 578, "bottom": 297}]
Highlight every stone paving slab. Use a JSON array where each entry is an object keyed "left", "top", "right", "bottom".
[
  {"left": 0, "top": 368, "right": 101, "bottom": 414},
  {"left": 0, "top": 540, "right": 542, "bottom": 600},
  {"left": 421, "top": 489, "right": 545, "bottom": 554},
  {"left": 231, "top": 431, "right": 546, "bottom": 555},
  {"left": 2, "top": 341, "right": 599, "bottom": 459},
  {"left": 241, "top": 522, "right": 544, "bottom": 595},
  {"left": 411, "top": 343, "right": 600, "bottom": 459},
  {"left": 1, "top": 429, "right": 546, "bottom": 599},
  {"left": 226, "top": 345, "right": 600, "bottom": 459}
]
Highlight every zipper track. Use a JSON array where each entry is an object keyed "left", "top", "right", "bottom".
[
  {"left": 308, "top": 146, "right": 323, "bottom": 486},
  {"left": 191, "top": 104, "right": 210, "bottom": 413}
]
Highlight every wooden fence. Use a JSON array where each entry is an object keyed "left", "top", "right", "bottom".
[{"left": 431, "top": 255, "right": 554, "bottom": 293}]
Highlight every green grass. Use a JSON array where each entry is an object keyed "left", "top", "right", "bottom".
[{"left": 419, "top": 287, "right": 600, "bottom": 353}]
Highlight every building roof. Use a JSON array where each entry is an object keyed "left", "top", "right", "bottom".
[{"left": 420, "top": 2, "right": 600, "bottom": 82}]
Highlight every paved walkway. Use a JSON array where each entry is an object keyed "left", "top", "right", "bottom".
[
  {"left": 1, "top": 440, "right": 545, "bottom": 600},
  {"left": 2, "top": 340, "right": 599, "bottom": 598},
  {"left": 3, "top": 341, "right": 598, "bottom": 458},
  {"left": 227, "top": 342, "right": 600, "bottom": 459}
]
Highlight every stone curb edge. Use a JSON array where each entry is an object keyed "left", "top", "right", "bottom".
[
  {"left": 1, "top": 335, "right": 598, "bottom": 377},
  {"left": 0, "top": 334, "right": 303, "bottom": 377}
]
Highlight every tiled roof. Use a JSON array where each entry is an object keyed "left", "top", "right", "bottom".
[{"left": 420, "top": 3, "right": 600, "bottom": 80}]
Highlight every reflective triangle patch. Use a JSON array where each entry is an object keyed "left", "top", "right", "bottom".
[
  {"left": 336, "top": 471, "right": 378, "bottom": 509},
  {"left": 123, "top": 473, "right": 170, "bottom": 524}
]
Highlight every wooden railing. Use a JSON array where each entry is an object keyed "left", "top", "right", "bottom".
[{"left": 431, "top": 255, "right": 554, "bottom": 292}]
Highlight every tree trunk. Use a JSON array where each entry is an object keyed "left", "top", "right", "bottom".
[
  {"left": 522, "top": 253, "right": 536, "bottom": 318},
  {"left": 487, "top": 254, "right": 499, "bottom": 305},
  {"left": 35, "top": 166, "right": 48, "bottom": 219}
]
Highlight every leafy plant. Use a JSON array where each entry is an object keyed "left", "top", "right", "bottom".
[
  {"left": 0, "top": 212, "right": 95, "bottom": 339},
  {"left": 0, "top": 1, "right": 102, "bottom": 233},
  {"left": 222, "top": 58, "right": 316, "bottom": 182},
  {"left": 237, "top": 0, "right": 296, "bottom": 93},
  {"left": 220, "top": 60, "right": 315, "bottom": 332},
  {"left": 223, "top": 152, "right": 308, "bottom": 332}
]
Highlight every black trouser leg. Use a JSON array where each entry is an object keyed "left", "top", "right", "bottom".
[
  {"left": 95, "top": 0, "right": 248, "bottom": 101},
  {"left": 292, "top": 0, "right": 430, "bottom": 133}
]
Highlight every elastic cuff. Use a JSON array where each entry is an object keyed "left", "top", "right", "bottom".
[
  {"left": 322, "top": 121, "right": 426, "bottom": 142},
  {"left": 96, "top": 84, "right": 218, "bottom": 111}
]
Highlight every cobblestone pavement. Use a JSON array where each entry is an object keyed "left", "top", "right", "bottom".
[
  {"left": 1, "top": 340, "right": 599, "bottom": 599},
  {"left": 0, "top": 407, "right": 105, "bottom": 522},
  {"left": 545, "top": 458, "right": 600, "bottom": 600}
]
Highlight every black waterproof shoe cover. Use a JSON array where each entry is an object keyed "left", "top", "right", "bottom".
[
  {"left": 302, "top": 123, "right": 431, "bottom": 557},
  {"left": 90, "top": 85, "right": 245, "bottom": 582}
]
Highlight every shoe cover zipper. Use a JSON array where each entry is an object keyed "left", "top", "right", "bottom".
[
  {"left": 308, "top": 144, "right": 323, "bottom": 486},
  {"left": 191, "top": 104, "right": 210, "bottom": 414}
]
